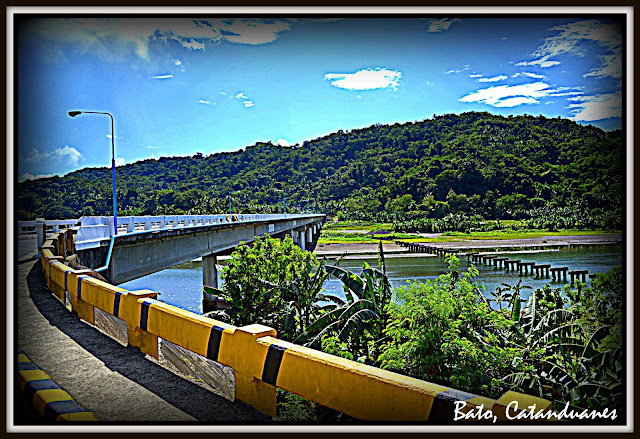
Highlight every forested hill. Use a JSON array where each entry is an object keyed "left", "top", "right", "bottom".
[{"left": 17, "top": 111, "right": 623, "bottom": 225}]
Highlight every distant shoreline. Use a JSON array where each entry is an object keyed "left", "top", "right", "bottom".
[
  {"left": 313, "top": 234, "right": 623, "bottom": 260},
  {"left": 182, "top": 234, "right": 623, "bottom": 262}
]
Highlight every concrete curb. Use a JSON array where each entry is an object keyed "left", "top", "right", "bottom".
[{"left": 17, "top": 349, "right": 100, "bottom": 422}]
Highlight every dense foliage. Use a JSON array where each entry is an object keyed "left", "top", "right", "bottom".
[
  {"left": 18, "top": 112, "right": 623, "bottom": 229},
  {"left": 203, "top": 235, "right": 335, "bottom": 341},
  {"left": 204, "top": 235, "right": 623, "bottom": 419},
  {"left": 379, "top": 257, "right": 624, "bottom": 413}
]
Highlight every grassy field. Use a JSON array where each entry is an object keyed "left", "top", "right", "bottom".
[
  {"left": 317, "top": 221, "right": 621, "bottom": 244},
  {"left": 323, "top": 220, "right": 394, "bottom": 231}
]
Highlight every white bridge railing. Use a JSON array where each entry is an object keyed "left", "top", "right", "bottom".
[
  {"left": 22, "top": 214, "right": 325, "bottom": 251},
  {"left": 114, "top": 213, "right": 292, "bottom": 233},
  {"left": 18, "top": 219, "right": 81, "bottom": 236}
]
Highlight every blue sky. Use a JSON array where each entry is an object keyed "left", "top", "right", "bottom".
[{"left": 16, "top": 13, "right": 625, "bottom": 182}]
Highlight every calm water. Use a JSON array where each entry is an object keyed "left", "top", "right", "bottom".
[{"left": 120, "top": 244, "right": 623, "bottom": 314}]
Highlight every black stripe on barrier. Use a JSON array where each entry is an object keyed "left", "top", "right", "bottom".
[
  {"left": 140, "top": 301, "right": 151, "bottom": 331},
  {"left": 262, "top": 344, "right": 288, "bottom": 387},
  {"left": 49, "top": 260, "right": 54, "bottom": 280},
  {"left": 65, "top": 271, "right": 71, "bottom": 292},
  {"left": 113, "top": 292, "right": 122, "bottom": 318},
  {"left": 427, "top": 388, "right": 479, "bottom": 422},
  {"left": 43, "top": 399, "right": 86, "bottom": 421},
  {"left": 206, "top": 325, "right": 227, "bottom": 362},
  {"left": 24, "top": 379, "right": 61, "bottom": 404}
]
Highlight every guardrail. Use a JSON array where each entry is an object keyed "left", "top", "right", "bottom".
[
  {"left": 18, "top": 219, "right": 81, "bottom": 236},
  {"left": 38, "top": 228, "right": 553, "bottom": 422}
]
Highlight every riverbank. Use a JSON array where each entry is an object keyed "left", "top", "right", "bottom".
[{"left": 313, "top": 234, "right": 623, "bottom": 259}]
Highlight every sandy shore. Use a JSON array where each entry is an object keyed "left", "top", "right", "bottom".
[{"left": 313, "top": 234, "right": 623, "bottom": 259}]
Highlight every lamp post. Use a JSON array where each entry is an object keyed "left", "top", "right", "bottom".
[
  {"left": 274, "top": 189, "right": 286, "bottom": 218},
  {"left": 68, "top": 110, "right": 118, "bottom": 235},
  {"left": 228, "top": 191, "right": 240, "bottom": 215}
]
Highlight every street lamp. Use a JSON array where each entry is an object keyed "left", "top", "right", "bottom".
[
  {"left": 68, "top": 110, "right": 118, "bottom": 235},
  {"left": 228, "top": 191, "right": 240, "bottom": 215},
  {"left": 274, "top": 189, "right": 286, "bottom": 218}
]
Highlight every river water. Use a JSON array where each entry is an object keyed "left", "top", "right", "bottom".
[{"left": 120, "top": 244, "right": 623, "bottom": 315}]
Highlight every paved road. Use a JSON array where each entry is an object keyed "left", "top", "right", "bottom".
[
  {"left": 17, "top": 235, "right": 39, "bottom": 261},
  {"left": 13, "top": 259, "right": 273, "bottom": 426}
]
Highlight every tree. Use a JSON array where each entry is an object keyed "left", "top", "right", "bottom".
[
  {"left": 379, "top": 255, "right": 520, "bottom": 397},
  {"left": 204, "top": 234, "right": 329, "bottom": 338}
]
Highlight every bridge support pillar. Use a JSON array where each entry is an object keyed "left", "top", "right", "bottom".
[
  {"left": 291, "top": 229, "right": 298, "bottom": 244},
  {"left": 299, "top": 228, "right": 307, "bottom": 251},
  {"left": 203, "top": 254, "right": 219, "bottom": 289},
  {"left": 202, "top": 254, "right": 221, "bottom": 313}
]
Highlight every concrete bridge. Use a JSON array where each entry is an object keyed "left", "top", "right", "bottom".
[{"left": 30, "top": 213, "right": 325, "bottom": 288}]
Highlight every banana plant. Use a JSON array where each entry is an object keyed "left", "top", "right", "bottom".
[
  {"left": 253, "top": 258, "right": 346, "bottom": 341},
  {"left": 296, "top": 246, "right": 393, "bottom": 363},
  {"left": 499, "top": 285, "right": 623, "bottom": 411}
]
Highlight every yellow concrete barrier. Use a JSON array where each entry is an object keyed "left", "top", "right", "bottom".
[
  {"left": 37, "top": 230, "right": 553, "bottom": 421},
  {"left": 131, "top": 298, "right": 277, "bottom": 415},
  {"left": 117, "top": 291, "right": 160, "bottom": 358}
]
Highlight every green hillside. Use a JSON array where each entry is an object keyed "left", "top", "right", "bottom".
[{"left": 17, "top": 112, "right": 624, "bottom": 229}]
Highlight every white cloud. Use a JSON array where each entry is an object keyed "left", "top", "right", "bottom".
[
  {"left": 468, "top": 74, "right": 483, "bottom": 78},
  {"left": 515, "top": 56, "right": 561, "bottom": 68},
  {"left": 493, "top": 97, "right": 540, "bottom": 107},
  {"left": 152, "top": 74, "right": 173, "bottom": 79},
  {"left": 424, "top": 18, "right": 461, "bottom": 32},
  {"left": 584, "top": 50, "right": 622, "bottom": 79},
  {"left": 179, "top": 38, "right": 205, "bottom": 51},
  {"left": 445, "top": 65, "right": 470, "bottom": 74},
  {"left": 512, "top": 72, "right": 546, "bottom": 79},
  {"left": 198, "top": 99, "right": 212, "bottom": 104},
  {"left": 275, "top": 138, "right": 292, "bottom": 146},
  {"left": 235, "top": 92, "right": 249, "bottom": 99},
  {"left": 516, "top": 19, "right": 622, "bottom": 78},
  {"left": 172, "top": 58, "right": 185, "bottom": 71},
  {"left": 22, "top": 173, "right": 55, "bottom": 181},
  {"left": 216, "top": 18, "right": 292, "bottom": 45},
  {"left": 243, "top": 101, "right": 254, "bottom": 108},
  {"left": 115, "top": 157, "right": 126, "bottom": 167},
  {"left": 477, "top": 75, "right": 508, "bottom": 83},
  {"left": 325, "top": 68, "right": 402, "bottom": 91},
  {"left": 147, "top": 145, "right": 159, "bottom": 149},
  {"left": 567, "top": 92, "right": 622, "bottom": 121},
  {"left": 25, "top": 145, "right": 82, "bottom": 167},
  {"left": 460, "top": 81, "right": 583, "bottom": 108},
  {"left": 25, "top": 18, "right": 294, "bottom": 62},
  {"left": 219, "top": 92, "right": 227, "bottom": 95}
]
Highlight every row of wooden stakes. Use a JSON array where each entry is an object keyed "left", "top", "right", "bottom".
[{"left": 394, "top": 241, "right": 595, "bottom": 284}]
